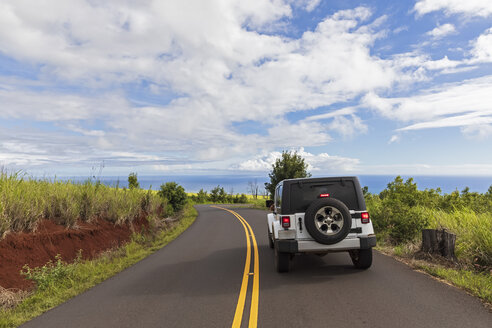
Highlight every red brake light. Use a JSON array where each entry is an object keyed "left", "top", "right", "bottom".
[
  {"left": 361, "top": 212, "right": 370, "bottom": 224},
  {"left": 319, "top": 193, "right": 330, "bottom": 198},
  {"left": 281, "top": 216, "right": 291, "bottom": 228}
]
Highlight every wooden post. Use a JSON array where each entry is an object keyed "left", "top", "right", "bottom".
[
  {"left": 422, "top": 228, "right": 456, "bottom": 261},
  {"left": 422, "top": 229, "right": 438, "bottom": 253},
  {"left": 440, "top": 230, "right": 457, "bottom": 260}
]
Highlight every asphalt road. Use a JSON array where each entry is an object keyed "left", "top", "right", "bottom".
[{"left": 22, "top": 205, "right": 491, "bottom": 328}]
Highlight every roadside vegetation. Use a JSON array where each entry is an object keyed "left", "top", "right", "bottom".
[
  {"left": 365, "top": 176, "right": 492, "bottom": 304},
  {"left": 189, "top": 185, "right": 249, "bottom": 204},
  {"left": 0, "top": 171, "right": 199, "bottom": 326},
  {"left": 0, "top": 171, "right": 168, "bottom": 237},
  {"left": 0, "top": 203, "right": 197, "bottom": 327}
]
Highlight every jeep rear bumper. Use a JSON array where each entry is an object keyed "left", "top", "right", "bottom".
[{"left": 276, "top": 235, "right": 376, "bottom": 254}]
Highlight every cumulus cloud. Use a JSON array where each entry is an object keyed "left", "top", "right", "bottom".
[
  {"left": 470, "top": 28, "right": 492, "bottom": 63},
  {"left": 236, "top": 148, "right": 360, "bottom": 173},
  {"left": 0, "top": 1, "right": 490, "bottom": 175},
  {"left": 0, "top": 3, "right": 399, "bottom": 171},
  {"left": 414, "top": 0, "right": 492, "bottom": 17},
  {"left": 304, "top": 0, "right": 321, "bottom": 12},
  {"left": 426, "top": 23, "right": 456, "bottom": 38}
]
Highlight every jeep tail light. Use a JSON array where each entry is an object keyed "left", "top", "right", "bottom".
[
  {"left": 319, "top": 193, "right": 330, "bottom": 198},
  {"left": 361, "top": 212, "right": 370, "bottom": 224},
  {"left": 281, "top": 216, "right": 291, "bottom": 228}
]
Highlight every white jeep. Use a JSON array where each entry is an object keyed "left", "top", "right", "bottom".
[{"left": 267, "top": 176, "right": 376, "bottom": 272}]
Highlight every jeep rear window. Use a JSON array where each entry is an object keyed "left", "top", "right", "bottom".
[{"left": 289, "top": 180, "right": 360, "bottom": 212}]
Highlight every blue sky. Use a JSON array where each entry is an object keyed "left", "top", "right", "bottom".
[{"left": 0, "top": 0, "right": 491, "bottom": 177}]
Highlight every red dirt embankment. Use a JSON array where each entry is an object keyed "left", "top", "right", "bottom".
[{"left": 0, "top": 218, "right": 148, "bottom": 290}]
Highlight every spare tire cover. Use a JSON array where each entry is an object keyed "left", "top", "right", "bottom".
[{"left": 304, "top": 198, "right": 351, "bottom": 245}]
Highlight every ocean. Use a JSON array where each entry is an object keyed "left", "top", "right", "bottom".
[{"left": 61, "top": 174, "right": 492, "bottom": 195}]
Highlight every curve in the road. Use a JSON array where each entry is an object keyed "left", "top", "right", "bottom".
[{"left": 212, "top": 206, "right": 259, "bottom": 328}]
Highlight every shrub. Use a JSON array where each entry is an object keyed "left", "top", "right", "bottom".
[
  {"left": 158, "top": 182, "right": 187, "bottom": 213},
  {"left": 237, "top": 194, "right": 248, "bottom": 203},
  {"left": 209, "top": 185, "right": 227, "bottom": 203},
  {"left": 192, "top": 189, "right": 208, "bottom": 203},
  {"left": 128, "top": 172, "right": 139, "bottom": 189},
  {"left": 21, "top": 255, "right": 74, "bottom": 291}
]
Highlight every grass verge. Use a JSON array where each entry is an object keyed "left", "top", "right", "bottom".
[
  {"left": 376, "top": 244, "right": 492, "bottom": 308},
  {"left": 0, "top": 203, "right": 197, "bottom": 328}
]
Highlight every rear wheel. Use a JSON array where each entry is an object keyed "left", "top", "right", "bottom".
[
  {"left": 274, "top": 247, "right": 290, "bottom": 273},
  {"left": 349, "top": 248, "right": 373, "bottom": 269}
]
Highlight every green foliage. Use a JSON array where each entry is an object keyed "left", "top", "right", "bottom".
[
  {"left": 128, "top": 172, "right": 139, "bottom": 189},
  {"left": 265, "top": 150, "right": 311, "bottom": 198},
  {"left": 369, "top": 177, "right": 430, "bottom": 243},
  {"left": 21, "top": 255, "right": 75, "bottom": 291},
  {"left": 236, "top": 194, "right": 249, "bottom": 204},
  {"left": 209, "top": 185, "right": 227, "bottom": 203},
  {"left": 366, "top": 176, "right": 492, "bottom": 266},
  {"left": 158, "top": 182, "right": 187, "bottom": 213},
  {"left": 194, "top": 189, "right": 208, "bottom": 203},
  {"left": 190, "top": 187, "right": 250, "bottom": 204}
]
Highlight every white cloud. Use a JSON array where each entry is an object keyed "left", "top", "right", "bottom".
[
  {"left": 470, "top": 28, "right": 492, "bottom": 62},
  {"left": 305, "top": 0, "right": 321, "bottom": 12},
  {"left": 393, "top": 26, "right": 408, "bottom": 34},
  {"left": 328, "top": 115, "right": 368, "bottom": 138},
  {"left": 364, "top": 76, "right": 492, "bottom": 133},
  {"left": 0, "top": 86, "right": 128, "bottom": 121},
  {"left": 236, "top": 148, "right": 360, "bottom": 173},
  {"left": 414, "top": 0, "right": 492, "bottom": 17},
  {"left": 0, "top": 4, "right": 403, "bottom": 171},
  {"left": 461, "top": 124, "right": 492, "bottom": 139},
  {"left": 1, "top": 2, "right": 490, "bottom": 176},
  {"left": 364, "top": 163, "right": 492, "bottom": 176},
  {"left": 153, "top": 164, "right": 193, "bottom": 171},
  {"left": 294, "top": 0, "right": 321, "bottom": 12},
  {"left": 388, "top": 135, "right": 400, "bottom": 144},
  {"left": 426, "top": 23, "right": 456, "bottom": 38}
]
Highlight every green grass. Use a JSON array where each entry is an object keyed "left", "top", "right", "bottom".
[
  {"left": 427, "top": 208, "right": 492, "bottom": 266},
  {"left": 0, "top": 172, "right": 166, "bottom": 237},
  {"left": 416, "top": 264, "right": 492, "bottom": 304},
  {"left": 0, "top": 203, "right": 197, "bottom": 328}
]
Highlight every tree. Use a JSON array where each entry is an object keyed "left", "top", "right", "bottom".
[
  {"left": 210, "top": 185, "right": 227, "bottom": 203},
  {"left": 194, "top": 189, "right": 208, "bottom": 203},
  {"left": 265, "top": 150, "right": 311, "bottom": 198},
  {"left": 128, "top": 172, "right": 139, "bottom": 189},
  {"left": 248, "top": 179, "right": 259, "bottom": 199},
  {"left": 158, "top": 182, "right": 187, "bottom": 213}
]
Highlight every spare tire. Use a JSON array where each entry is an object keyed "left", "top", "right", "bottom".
[{"left": 304, "top": 198, "right": 351, "bottom": 245}]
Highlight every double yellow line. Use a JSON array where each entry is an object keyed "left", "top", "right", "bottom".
[{"left": 211, "top": 206, "right": 259, "bottom": 328}]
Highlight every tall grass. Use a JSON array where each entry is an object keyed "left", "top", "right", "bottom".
[
  {"left": 427, "top": 208, "right": 492, "bottom": 266},
  {"left": 0, "top": 172, "right": 165, "bottom": 238},
  {"left": 365, "top": 176, "right": 492, "bottom": 268}
]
